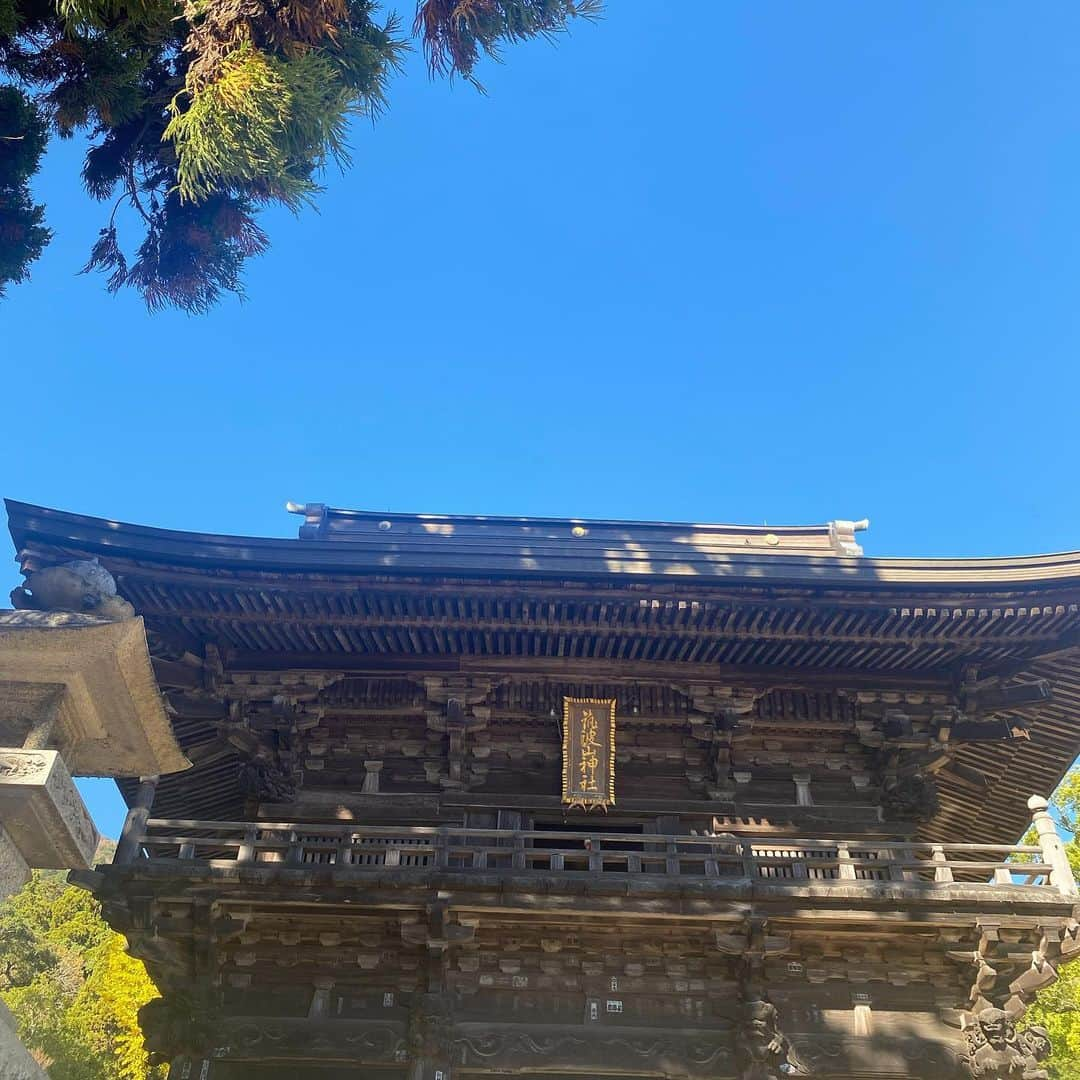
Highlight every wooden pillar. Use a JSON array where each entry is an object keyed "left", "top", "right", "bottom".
[
  {"left": 1029, "top": 795, "right": 1079, "bottom": 897},
  {"left": 407, "top": 991, "right": 452, "bottom": 1080},
  {"left": 836, "top": 842, "right": 857, "bottom": 880},
  {"left": 115, "top": 775, "right": 159, "bottom": 865}
]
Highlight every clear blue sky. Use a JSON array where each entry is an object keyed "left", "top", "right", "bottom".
[{"left": 5, "top": 2, "right": 1080, "bottom": 835}]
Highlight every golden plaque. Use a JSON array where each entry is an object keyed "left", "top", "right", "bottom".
[{"left": 562, "top": 697, "right": 616, "bottom": 810}]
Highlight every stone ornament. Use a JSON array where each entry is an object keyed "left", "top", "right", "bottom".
[
  {"left": 11, "top": 559, "right": 134, "bottom": 620},
  {"left": 961, "top": 1008, "right": 1051, "bottom": 1079}
]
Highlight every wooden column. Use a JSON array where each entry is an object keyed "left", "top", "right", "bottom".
[
  {"left": 407, "top": 990, "right": 452, "bottom": 1080},
  {"left": 115, "top": 775, "right": 159, "bottom": 865}
]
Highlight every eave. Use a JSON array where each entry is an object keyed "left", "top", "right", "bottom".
[{"left": 10, "top": 499, "right": 1080, "bottom": 592}]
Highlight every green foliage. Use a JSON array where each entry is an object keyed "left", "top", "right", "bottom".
[
  {"left": 0, "top": 0, "right": 598, "bottom": 311},
  {"left": 0, "top": 85, "right": 51, "bottom": 297},
  {"left": 165, "top": 43, "right": 355, "bottom": 207},
  {"left": 0, "top": 868, "right": 165, "bottom": 1080},
  {"left": 1022, "top": 764, "right": 1080, "bottom": 1079}
]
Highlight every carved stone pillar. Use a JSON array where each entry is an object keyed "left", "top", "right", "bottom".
[
  {"left": 0, "top": 999, "right": 47, "bottom": 1079},
  {"left": 0, "top": 825, "right": 29, "bottom": 898},
  {"left": 0, "top": 749, "right": 99, "bottom": 891}
]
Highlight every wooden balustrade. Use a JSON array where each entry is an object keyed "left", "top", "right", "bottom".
[{"left": 110, "top": 817, "right": 1073, "bottom": 897}]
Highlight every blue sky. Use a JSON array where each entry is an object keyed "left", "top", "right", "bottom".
[{"left": 5, "top": 2, "right": 1080, "bottom": 835}]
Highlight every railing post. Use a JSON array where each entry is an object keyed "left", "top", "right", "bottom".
[
  {"left": 931, "top": 844, "right": 953, "bottom": 884},
  {"left": 741, "top": 840, "right": 757, "bottom": 880},
  {"left": 837, "top": 842, "right": 857, "bottom": 880},
  {"left": 588, "top": 837, "right": 602, "bottom": 873},
  {"left": 704, "top": 840, "right": 719, "bottom": 877},
  {"left": 286, "top": 829, "right": 304, "bottom": 867},
  {"left": 1029, "top": 795, "right": 1079, "bottom": 897},
  {"left": 791, "top": 847, "right": 809, "bottom": 880},
  {"left": 114, "top": 775, "right": 158, "bottom": 865},
  {"left": 238, "top": 825, "right": 258, "bottom": 864},
  {"left": 434, "top": 828, "right": 448, "bottom": 871},
  {"left": 666, "top": 836, "right": 680, "bottom": 876},
  {"left": 885, "top": 845, "right": 908, "bottom": 883}
]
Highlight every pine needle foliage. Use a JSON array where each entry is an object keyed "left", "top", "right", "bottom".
[
  {"left": 0, "top": 0, "right": 599, "bottom": 311},
  {"left": 166, "top": 42, "right": 296, "bottom": 204}
]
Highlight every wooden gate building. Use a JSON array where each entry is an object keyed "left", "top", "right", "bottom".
[{"left": 7, "top": 499, "right": 1080, "bottom": 1080}]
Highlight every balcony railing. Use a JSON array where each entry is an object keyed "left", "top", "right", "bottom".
[{"left": 109, "top": 799, "right": 1079, "bottom": 899}]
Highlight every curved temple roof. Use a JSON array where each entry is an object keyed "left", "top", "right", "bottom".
[
  {"left": 8, "top": 499, "right": 1080, "bottom": 590},
  {"left": 6, "top": 500, "right": 1080, "bottom": 850}
]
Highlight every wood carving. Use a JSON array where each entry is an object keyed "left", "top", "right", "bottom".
[
  {"left": 961, "top": 1008, "right": 1051, "bottom": 1079},
  {"left": 737, "top": 1000, "right": 805, "bottom": 1079},
  {"left": 139, "top": 988, "right": 219, "bottom": 1065},
  {"left": 881, "top": 772, "right": 940, "bottom": 822}
]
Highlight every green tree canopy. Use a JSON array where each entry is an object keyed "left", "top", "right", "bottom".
[
  {"left": 0, "top": 860, "right": 165, "bottom": 1080},
  {"left": 0, "top": 0, "right": 600, "bottom": 311}
]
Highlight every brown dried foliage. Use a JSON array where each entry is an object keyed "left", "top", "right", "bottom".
[
  {"left": 414, "top": 0, "right": 600, "bottom": 80},
  {"left": 182, "top": 0, "right": 348, "bottom": 91}
]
